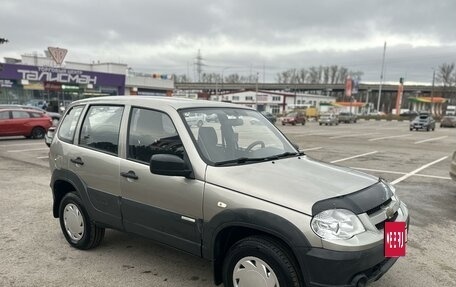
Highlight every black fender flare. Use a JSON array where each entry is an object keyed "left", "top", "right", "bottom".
[{"left": 202, "top": 208, "right": 312, "bottom": 285}]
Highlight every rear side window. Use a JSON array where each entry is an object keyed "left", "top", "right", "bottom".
[
  {"left": 58, "top": 106, "right": 84, "bottom": 143},
  {"left": 12, "top": 111, "right": 30, "bottom": 119},
  {"left": 30, "top": 112, "right": 43, "bottom": 118},
  {"left": 79, "top": 105, "right": 124, "bottom": 155},
  {"left": 128, "top": 108, "right": 183, "bottom": 164}
]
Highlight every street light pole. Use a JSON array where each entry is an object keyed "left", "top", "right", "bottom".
[
  {"left": 377, "top": 41, "right": 387, "bottom": 113},
  {"left": 431, "top": 68, "right": 435, "bottom": 115}
]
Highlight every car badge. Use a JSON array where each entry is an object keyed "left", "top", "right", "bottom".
[{"left": 386, "top": 208, "right": 395, "bottom": 220}]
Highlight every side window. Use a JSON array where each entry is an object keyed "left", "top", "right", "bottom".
[
  {"left": 58, "top": 106, "right": 84, "bottom": 143},
  {"left": 79, "top": 105, "right": 124, "bottom": 155},
  {"left": 0, "top": 111, "right": 9, "bottom": 119},
  {"left": 128, "top": 108, "right": 183, "bottom": 164},
  {"left": 12, "top": 111, "right": 30, "bottom": 119}
]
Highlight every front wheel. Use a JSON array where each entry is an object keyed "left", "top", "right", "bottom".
[
  {"left": 59, "top": 193, "right": 105, "bottom": 250},
  {"left": 223, "top": 236, "right": 301, "bottom": 287}
]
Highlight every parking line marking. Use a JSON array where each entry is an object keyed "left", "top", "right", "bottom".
[
  {"left": 368, "top": 134, "right": 411, "bottom": 142},
  {"left": 37, "top": 156, "right": 49, "bottom": 159},
  {"left": 330, "top": 151, "right": 378, "bottom": 163},
  {"left": 350, "top": 167, "right": 406, "bottom": 175},
  {"left": 391, "top": 156, "right": 449, "bottom": 185},
  {"left": 0, "top": 142, "right": 44, "bottom": 147},
  {"left": 414, "top": 136, "right": 448, "bottom": 144},
  {"left": 414, "top": 174, "right": 452, "bottom": 180},
  {"left": 351, "top": 167, "right": 451, "bottom": 180},
  {"left": 301, "top": 147, "right": 322, "bottom": 151},
  {"left": 330, "top": 132, "right": 379, "bottom": 139},
  {"left": 7, "top": 148, "right": 49, "bottom": 153}
]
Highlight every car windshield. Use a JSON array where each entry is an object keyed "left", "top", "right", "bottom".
[
  {"left": 286, "top": 112, "right": 297, "bottom": 117},
  {"left": 180, "top": 108, "right": 299, "bottom": 165}
]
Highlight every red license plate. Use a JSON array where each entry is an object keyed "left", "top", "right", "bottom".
[{"left": 384, "top": 221, "right": 407, "bottom": 257}]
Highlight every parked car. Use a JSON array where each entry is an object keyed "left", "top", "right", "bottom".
[
  {"left": 260, "top": 111, "right": 277, "bottom": 124},
  {"left": 205, "top": 113, "right": 219, "bottom": 123},
  {"left": 440, "top": 116, "right": 456, "bottom": 128},
  {"left": 410, "top": 114, "right": 436, "bottom": 131},
  {"left": 0, "top": 104, "right": 61, "bottom": 126},
  {"left": 281, "top": 111, "right": 306, "bottom": 125},
  {"left": 50, "top": 96, "right": 409, "bottom": 287},
  {"left": 184, "top": 112, "right": 206, "bottom": 127},
  {"left": 338, "top": 112, "right": 357, "bottom": 123},
  {"left": 0, "top": 108, "right": 53, "bottom": 139},
  {"left": 319, "top": 112, "right": 339, "bottom": 126},
  {"left": 45, "top": 126, "right": 56, "bottom": 147},
  {"left": 451, "top": 151, "right": 456, "bottom": 181}
]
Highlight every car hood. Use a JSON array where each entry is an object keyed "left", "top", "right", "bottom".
[{"left": 205, "top": 156, "right": 378, "bottom": 215}]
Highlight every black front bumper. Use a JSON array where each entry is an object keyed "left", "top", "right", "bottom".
[{"left": 297, "top": 243, "right": 397, "bottom": 287}]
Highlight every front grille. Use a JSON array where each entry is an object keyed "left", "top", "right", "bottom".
[
  {"left": 366, "top": 198, "right": 392, "bottom": 215},
  {"left": 366, "top": 196, "right": 400, "bottom": 231},
  {"left": 375, "top": 211, "right": 398, "bottom": 230}
]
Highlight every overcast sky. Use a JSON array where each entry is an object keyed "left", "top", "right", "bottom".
[{"left": 1, "top": 0, "right": 456, "bottom": 84}]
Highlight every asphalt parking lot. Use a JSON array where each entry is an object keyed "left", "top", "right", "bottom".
[{"left": 1, "top": 119, "right": 455, "bottom": 287}]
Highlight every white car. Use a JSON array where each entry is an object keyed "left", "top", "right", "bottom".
[{"left": 184, "top": 112, "right": 206, "bottom": 127}]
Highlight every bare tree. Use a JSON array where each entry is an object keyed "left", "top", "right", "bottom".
[
  {"left": 174, "top": 74, "right": 189, "bottom": 83},
  {"left": 436, "top": 63, "right": 455, "bottom": 86},
  {"left": 323, "top": 66, "right": 330, "bottom": 84}
]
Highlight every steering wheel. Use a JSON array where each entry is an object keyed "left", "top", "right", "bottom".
[{"left": 246, "top": 140, "right": 265, "bottom": 152}]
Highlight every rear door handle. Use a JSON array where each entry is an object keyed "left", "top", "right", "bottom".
[
  {"left": 120, "top": 170, "right": 139, "bottom": 180},
  {"left": 70, "top": 157, "right": 84, "bottom": 165}
]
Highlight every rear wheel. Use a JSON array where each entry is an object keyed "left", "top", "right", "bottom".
[
  {"left": 31, "top": 127, "right": 45, "bottom": 139},
  {"left": 59, "top": 192, "right": 105, "bottom": 250},
  {"left": 222, "top": 236, "right": 301, "bottom": 287}
]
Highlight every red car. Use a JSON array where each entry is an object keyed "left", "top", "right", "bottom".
[
  {"left": 0, "top": 108, "right": 53, "bottom": 139},
  {"left": 281, "top": 111, "right": 306, "bottom": 126}
]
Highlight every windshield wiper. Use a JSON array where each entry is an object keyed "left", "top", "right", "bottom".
[
  {"left": 264, "top": 151, "right": 303, "bottom": 160},
  {"left": 214, "top": 152, "right": 302, "bottom": 166},
  {"left": 214, "top": 157, "right": 264, "bottom": 166}
]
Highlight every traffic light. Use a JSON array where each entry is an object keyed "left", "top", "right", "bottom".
[{"left": 399, "top": 77, "right": 404, "bottom": 84}]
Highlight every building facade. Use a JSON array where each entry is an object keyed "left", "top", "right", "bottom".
[
  {"left": 210, "top": 91, "right": 335, "bottom": 114},
  {"left": 0, "top": 49, "right": 174, "bottom": 112}
]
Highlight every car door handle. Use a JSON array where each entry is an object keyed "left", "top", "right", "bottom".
[
  {"left": 70, "top": 157, "right": 84, "bottom": 165},
  {"left": 120, "top": 170, "right": 139, "bottom": 180}
]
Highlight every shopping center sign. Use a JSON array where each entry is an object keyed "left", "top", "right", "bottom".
[
  {"left": 0, "top": 63, "right": 126, "bottom": 94},
  {"left": 18, "top": 66, "right": 97, "bottom": 85},
  {"left": 48, "top": 47, "right": 68, "bottom": 65}
]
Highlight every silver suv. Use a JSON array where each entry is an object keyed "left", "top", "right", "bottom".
[{"left": 50, "top": 96, "right": 409, "bottom": 287}]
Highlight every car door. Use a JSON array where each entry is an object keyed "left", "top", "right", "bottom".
[
  {"left": 0, "top": 110, "right": 12, "bottom": 135},
  {"left": 11, "top": 110, "right": 31, "bottom": 136},
  {"left": 119, "top": 107, "right": 204, "bottom": 256},
  {"left": 66, "top": 104, "right": 124, "bottom": 229}
]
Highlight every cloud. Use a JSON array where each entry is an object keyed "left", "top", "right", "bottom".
[{"left": 1, "top": 0, "right": 456, "bottom": 83}]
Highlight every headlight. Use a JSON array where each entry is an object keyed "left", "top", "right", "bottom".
[{"left": 311, "top": 209, "right": 365, "bottom": 240}]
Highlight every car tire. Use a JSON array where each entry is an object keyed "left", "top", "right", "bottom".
[
  {"left": 31, "top": 127, "right": 46, "bottom": 139},
  {"left": 426, "top": 127, "right": 430, "bottom": 131},
  {"left": 409, "top": 128, "right": 413, "bottom": 131},
  {"left": 222, "top": 236, "right": 301, "bottom": 287},
  {"left": 319, "top": 123, "right": 322, "bottom": 126},
  {"left": 59, "top": 192, "right": 105, "bottom": 250}
]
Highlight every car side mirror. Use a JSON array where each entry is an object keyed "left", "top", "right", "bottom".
[{"left": 150, "top": 154, "right": 192, "bottom": 178}]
